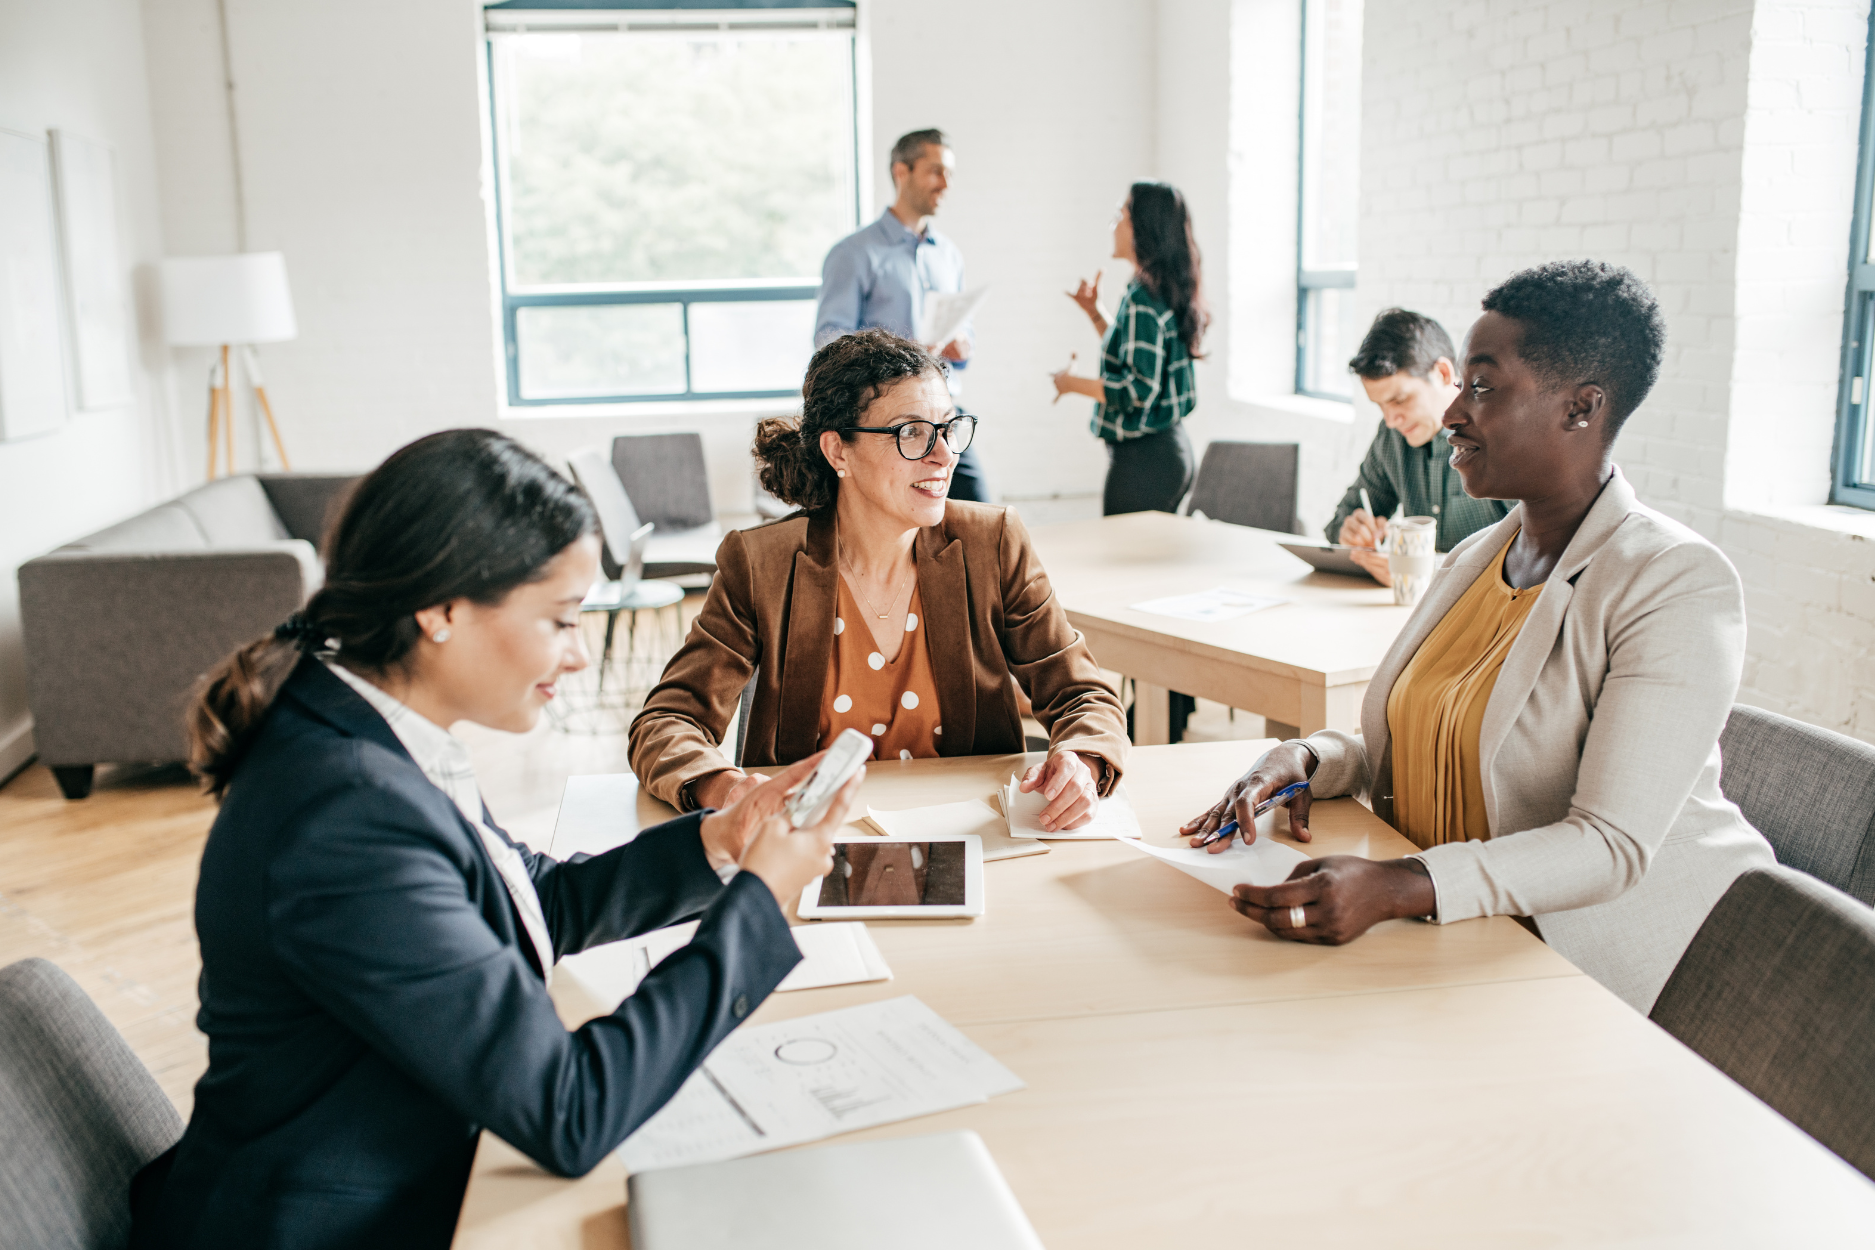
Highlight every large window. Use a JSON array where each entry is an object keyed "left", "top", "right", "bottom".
[
  {"left": 484, "top": 3, "right": 859, "bottom": 405},
  {"left": 1295, "top": 0, "right": 1362, "bottom": 400},
  {"left": 1834, "top": 10, "right": 1875, "bottom": 506}
]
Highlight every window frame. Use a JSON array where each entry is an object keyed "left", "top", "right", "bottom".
[
  {"left": 1293, "top": 0, "right": 1358, "bottom": 402},
  {"left": 1832, "top": 10, "right": 1875, "bottom": 508},
  {"left": 482, "top": 4, "right": 860, "bottom": 407}
]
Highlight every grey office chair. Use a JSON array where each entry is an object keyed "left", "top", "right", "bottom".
[
  {"left": 0, "top": 958, "right": 183, "bottom": 1250},
  {"left": 732, "top": 668, "right": 758, "bottom": 767},
  {"left": 610, "top": 433, "right": 721, "bottom": 579},
  {"left": 1650, "top": 867, "right": 1875, "bottom": 1181},
  {"left": 1183, "top": 441, "right": 1304, "bottom": 534},
  {"left": 1718, "top": 704, "right": 1875, "bottom": 905}
]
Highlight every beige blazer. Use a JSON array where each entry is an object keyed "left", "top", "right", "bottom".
[{"left": 1304, "top": 467, "right": 1775, "bottom": 1012}]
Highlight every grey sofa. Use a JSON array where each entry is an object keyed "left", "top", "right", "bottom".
[{"left": 18, "top": 473, "right": 357, "bottom": 799}]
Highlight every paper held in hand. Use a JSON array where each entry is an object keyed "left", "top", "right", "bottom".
[
  {"left": 1130, "top": 586, "right": 1287, "bottom": 622},
  {"left": 865, "top": 797, "right": 1048, "bottom": 861},
  {"left": 1000, "top": 778, "right": 1143, "bottom": 840},
  {"left": 1116, "top": 834, "right": 1309, "bottom": 894},
  {"left": 919, "top": 286, "right": 989, "bottom": 351},
  {"left": 615, "top": 995, "right": 1024, "bottom": 1173}
]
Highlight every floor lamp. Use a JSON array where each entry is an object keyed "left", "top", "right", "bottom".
[{"left": 159, "top": 253, "right": 298, "bottom": 479}]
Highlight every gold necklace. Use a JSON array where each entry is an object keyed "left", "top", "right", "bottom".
[{"left": 840, "top": 555, "right": 913, "bottom": 621}]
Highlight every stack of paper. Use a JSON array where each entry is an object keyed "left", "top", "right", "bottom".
[
  {"left": 556, "top": 921, "right": 891, "bottom": 1016},
  {"left": 1000, "top": 778, "right": 1143, "bottom": 840},
  {"left": 865, "top": 798, "right": 1048, "bottom": 861},
  {"left": 616, "top": 996, "right": 1023, "bottom": 1172}
]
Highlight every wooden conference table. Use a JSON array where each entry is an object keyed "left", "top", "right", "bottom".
[
  {"left": 452, "top": 742, "right": 1875, "bottom": 1248},
  {"left": 1025, "top": 511, "right": 1412, "bottom": 744}
]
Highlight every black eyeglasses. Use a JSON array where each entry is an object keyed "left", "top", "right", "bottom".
[{"left": 839, "top": 414, "right": 978, "bottom": 460}]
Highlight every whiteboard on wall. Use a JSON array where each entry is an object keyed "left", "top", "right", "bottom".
[
  {"left": 51, "top": 130, "right": 133, "bottom": 410},
  {"left": 0, "top": 128, "right": 70, "bottom": 441}
]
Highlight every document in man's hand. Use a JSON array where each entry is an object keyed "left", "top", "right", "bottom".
[
  {"left": 919, "top": 286, "right": 989, "bottom": 351},
  {"left": 615, "top": 996, "right": 1023, "bottom": 1173}
]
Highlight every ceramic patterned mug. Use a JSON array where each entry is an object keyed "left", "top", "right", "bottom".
[{"left": 1386, "top": 516, "right": 1438, "bottom": 606}]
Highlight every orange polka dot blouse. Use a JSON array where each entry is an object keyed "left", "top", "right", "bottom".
[{"left": 817, "top": 574, "right": 942, "bottom": 762}]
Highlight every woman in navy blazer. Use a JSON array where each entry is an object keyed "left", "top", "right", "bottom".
[{"left": 129, "top": 430, "right": 861, "bottom": 1249}]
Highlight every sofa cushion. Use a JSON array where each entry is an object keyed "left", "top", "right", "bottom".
[
  {"left": 178, "top": 476, "right": 290, "bottom": 546},
  {"left": 62, "top": 505, "right": 208, "bottom": 553}
]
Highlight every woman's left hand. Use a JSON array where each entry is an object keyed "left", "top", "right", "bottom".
[
  {"left": 1018, "top": 751, "right": 1102, "bottom": 831},
  {"left": 698, "top": 752, "right": 828, "bottom": 872},
  {"left": 1229, "top": 855, "right": 1436, "bottom": 944},
  {"left": 1051, "top": 360, "right": 1102, "bottom": 404}
]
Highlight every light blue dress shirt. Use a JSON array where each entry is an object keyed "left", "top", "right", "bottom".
[{"left": 815, "top": 210, "right": 971, "bottom": 392}]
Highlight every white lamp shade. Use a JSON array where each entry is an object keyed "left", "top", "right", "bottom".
[{"left": 160, "top": 252, "right": 298, "bottom": 346}]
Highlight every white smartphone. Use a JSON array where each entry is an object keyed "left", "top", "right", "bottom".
[{"left": 784, "top": 728, "right": 872, "bottom": 828}]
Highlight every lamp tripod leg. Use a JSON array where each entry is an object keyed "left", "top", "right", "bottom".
[
  {"left": 218, "top": 345, "right": 234, "bottom": 477},
  {"left": 255, "top": 385, "right": 290, "bottom": 470}
]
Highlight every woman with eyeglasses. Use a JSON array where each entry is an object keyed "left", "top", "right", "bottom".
[
  {"left": 632, "top": 329, "right": 1128, "bottom": 831},
  {"left": 1054, "top": 181, "right": 1209, "bottom": 516}
]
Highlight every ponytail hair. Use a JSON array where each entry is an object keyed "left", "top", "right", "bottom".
[
  {"left": 1127, "top": 181, "right": 1209, "bottom": 357},
  {"left": 754, "top": 329, "right": 940, "bottom": 513},
  {"left": 186, "top": 429, "right": 598, "bottom": 798}
]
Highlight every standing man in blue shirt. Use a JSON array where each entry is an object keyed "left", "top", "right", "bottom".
[{"left": 814, "top": 127, "right": 989, "bottom": 501}]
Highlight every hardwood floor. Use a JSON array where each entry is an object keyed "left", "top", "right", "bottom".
[{"left": 0, "top": 584, "right": 1266, "bottom": 1119}]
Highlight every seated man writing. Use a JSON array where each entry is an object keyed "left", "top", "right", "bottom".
[{"left": 1328, "top": 308, "right": 1510, "bottom": 582}]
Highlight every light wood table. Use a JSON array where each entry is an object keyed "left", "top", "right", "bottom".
[
  {"left": 454, "top": 743, "right": 1875, "bottom": 1247},
  {"left": 1025, "top": 511, "right": 1412, "bottom": 742}
]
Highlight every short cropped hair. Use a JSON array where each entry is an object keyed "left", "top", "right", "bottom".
[
  {"left": 1347, "top": 309, "right": 1456, "bottom": 380},
  {"left": 890, "top": 128, "right": 948, "bottom": 175},
  {"left": 1480, "top": 260, "right": 1665, "bottom": 431}
]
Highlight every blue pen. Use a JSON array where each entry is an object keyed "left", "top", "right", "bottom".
[{"left": 1196, "top": 782, "right": 1308, "bottom": 847}]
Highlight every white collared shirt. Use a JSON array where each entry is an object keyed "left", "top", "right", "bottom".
[{"left": 325, "top": 662, "right": 557, "bottom": 977}]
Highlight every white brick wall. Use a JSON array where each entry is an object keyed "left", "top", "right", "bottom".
[{"left": 1351, "top": 0, "right": 1875, "bottom": 742}]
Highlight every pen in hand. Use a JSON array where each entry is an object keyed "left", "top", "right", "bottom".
[{"left": 1195, "top": 782, "right": 1309, "bottom": 847}]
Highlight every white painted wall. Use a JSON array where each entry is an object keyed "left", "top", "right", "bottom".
[
  {"left": 136, "top": 0, "right": 1160, "bottom": 513},
  {"left": 0, "top": 0, "right": 181, "bottom": 780}
]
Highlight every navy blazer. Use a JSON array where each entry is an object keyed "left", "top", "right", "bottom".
[{"left": 131, "top": 658, "right": 801, "bottom": 1249}]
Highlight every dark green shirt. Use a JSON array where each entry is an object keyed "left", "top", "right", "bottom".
[
  {"left": 1090, "top": 280, "right": 1196, "bottom": 443},
  {"left": 1326, "top": 425, "right": 1511, "bottom": 552}
]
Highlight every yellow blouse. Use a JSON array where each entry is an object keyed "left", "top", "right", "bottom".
[{"left": 1387, "top": 533, "right": 1543, "bottom": 850}]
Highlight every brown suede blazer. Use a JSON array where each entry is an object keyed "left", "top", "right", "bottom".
[{"left": 629, "top": 501, "right": 1128, "bottom": 809}]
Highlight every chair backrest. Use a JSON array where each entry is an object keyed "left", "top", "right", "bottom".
[
  {"left": 1650, "top": 867, "right": 1875, "bottom": 1181},
  {"left": 732, "top": 667, "right": 758, "bottom": 768},
  {"left": 1184, "top": 441, "right": 1302, "bottom": 534},
  {"left": 620, "top": 521, "right": 654, "bottom": 593},
  {"left": 0, "top": 958, "right": 183, "bottom": 1250},
  {"left": 612, "top": 433, "right": 714, "bottom": 533},
  {"left": 568, "top": 449, "right": 647, "bottom": 581},
  {"left": 1718, "top": 704, "right": 1875, "bottom": 906}
]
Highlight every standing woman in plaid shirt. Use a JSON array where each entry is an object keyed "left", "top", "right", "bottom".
[{"left": 1053, "top": 182, "right": 1208, "bottom": 515}]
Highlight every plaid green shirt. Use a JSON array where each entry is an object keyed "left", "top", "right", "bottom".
[
  {"left": 1090, "top": 280, "right": 1196, "bottom": 442},
  {"left": 1326, "top": 424, "right": 1512, "bottom": 552}
]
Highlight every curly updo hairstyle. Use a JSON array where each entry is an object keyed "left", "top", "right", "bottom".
[
  {"left": 754, "top": 329, "right": 941, "bottom": 513},
  {"left": 1481, "top": 260, "right": 1666, "bottom": 437},
  {"left": 185, "top": 428, "right": 597, "bottom": 797}
]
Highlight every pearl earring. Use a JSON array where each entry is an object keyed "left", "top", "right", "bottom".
[
  {"left": 837, "top": 469, "right": 847, "bottom": 478},
  {"left": 432, "top": 628, "right": 451, "bottom": 643},
  {"left": 1576, "top": 420, "right": 1590, "bottom": 428}
]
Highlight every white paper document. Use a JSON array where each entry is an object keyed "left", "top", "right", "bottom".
[
  {"left": 1000, "top": 778, "right": 1143, "bottom": 841},
  {"left": 1117, "top": 834, "right": 1310, "bottom": 894},
  {"left": 556, "top": 921, "right": 892, "bottom": 1009},
  {"left": 615, "top": 996, "right": 1023, "bottom": 1173},
  {"left": 919, "top": 286, "right": 989, "bottom": 351},
  {"left": 1130, "top": 586, "right": 1287, "bottom": 622},
  {"left": 866, "top": 798, "right": 1049, "bottom": 861}
]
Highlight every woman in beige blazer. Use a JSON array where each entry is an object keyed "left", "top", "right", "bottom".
[
  {"left": 631, "top": 330, "right": 1128, "bottom": 832},
  {"left": 1183, "top": 262, "right": 1774, "bottom": 1012}
]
